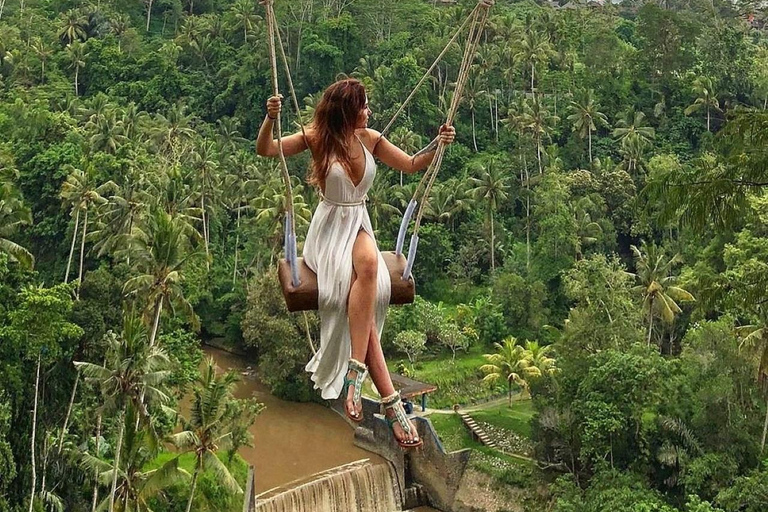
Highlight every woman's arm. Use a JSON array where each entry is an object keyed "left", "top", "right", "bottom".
[
  {"left": 256, "top": 95, "right": 310, "bottom": 157},
  {"left": 369, "top": 125, "right": 456, "bottom": 175}
]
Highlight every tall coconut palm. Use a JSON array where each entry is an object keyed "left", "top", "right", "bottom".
[
  {"left": 462, "top": 69, "right": 487, "bottom": 152},
  {"left": 66, "top": 41, "right": 88, "bottom": 96},
  {"left": 252, "top": 178, "right": 312, "bottom": 260},
  {"left": 59, "top": 9, "right": 86, "bottom": 45},
  {"left": 480, "top": 337, "right": 538, "bottom": 406},
  {"left": 520, "top": 94, "right": 559, "bottom": 174},
  {"left": 223, "top": 152, "right": 259, "bottom": 286},
  {"left": 75, "top": 315, "right": 174, "bottom": 512},
  {"left": 86, "top": 109, "right": 128, "bottom": 154},
  {"left": 171, "top": 359, "right": 246, "bottom": 512},
  {"left": 122, "top": 209, "right": 200, "bottom": 348},
  {"left": 229, "top": 0, "right": 260, "bottom": 42},
  {"left": 629, "top": 243, "right": 695, "bottom": 347},
  {"left": 30, "top": 38, "right": 52, "bottom": 83},
  {"left": 83, "top": 413, "right": 187, "bottom": 512},
  {"left": 684, "top": 76, "right": 722, "bottom": 132},
  {"left": 736, "top": 314, "right": 768, "bottom": 454},
  {"left": 468, "top": 157, "right": 511, "bottom": 271},
  {"left": 91, "top": 177, "right": 149, "bottom": 264},
  {"left": 613, "top": 110, "right": 655, "bottom": 149},
  {"left": 151, "top": 103, "right": 197, "bottom": 155},
  {"left": 0, "top": 167, "right": 34, "bottom": 269},
  {"left": 191, "top": 139, "right": 221, "bottom": 267},
  {"left": 387, "top": 127, "right": 421, "bottom": 187},
  {"left": 514, "top": 27, "right": 555, "bottom": 92},
  {"left": 366, "top": 177, "right": 399, "bottom": 234},
  {"left": 60, "top": 164, "right": 117, "bottom": 295},
  {"left": 567, "top": 89, "right": 608, "bottom": 163}
]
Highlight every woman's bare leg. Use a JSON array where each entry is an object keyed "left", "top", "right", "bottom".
[
  {"left": 365, "top": 326, "right": 419, "bottom": 444},
  {"left": 345, "top": 230, "right": 378, "bottom": 419}
]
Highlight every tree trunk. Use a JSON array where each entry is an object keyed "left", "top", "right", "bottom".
[
  {"left": 91, "top": 413, "right": 102, "bottom": 512},
  {"left": 185, "top": 466, "right": 201, "bottom": 512},
  {"left": 108, "top": 408, "right": 126, "bottom": 512},
  {"left": 536, "top": 136, "right": 543, "bottom": 174},
  {"left": 75, "top": 68, "right": 79, "bottom": 96},
  {"left": 149, "top": 297, "right": 163, "bottom": 348},
  {"left": 588, "top": 129, "right": 593, "bottom": 163},
  {"left": 77, "top": 208, "right": 88, "bottom": 299},
  {"left": 647, "top": 299, "right": 654, "bottom": 346},
  {"left": 0, "top": 0, "right": 6, "bottom": 20},
  {"left": 65, "top": 209, "right": 80, "bottom": 284},
  {"left": 531, "top": 63, "right": 535, "bottom": 92},
  {"left": 201, "top": 193, "right": 210, "bottom": 268},
  {"left": 233, "top": 205, "right": 241, "bottom": 287},
  {"left": 146, "top": 0, "right": 154, "bottom": 32},
  {"left": 471, "top": 109, "right": 477, "bottom": 152},
  {"left": 761, "top": 396, "right": 768, "bottom": 455},
  {"left": 524, "top": 153, "right": 531, "bottom": 273},
  {"left": 489, "top": 209, "right": 495, "bottom": 271},
  {"left": 28, "top": 353, "right": 41, "bottom": 512},
  {"left": 58, "top": 372, "right": 79, "bottom": 454},
  {"left": 707, "top": 105, "right": 710, "bottom": 132}
]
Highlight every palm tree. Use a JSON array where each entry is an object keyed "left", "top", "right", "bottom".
[
  {"left": 59, "top": 9, "right": 86, "bottom": 44},
  {"left": 462, "top": 69, "right": 487, "bottom": 152},
  {"left": 736, "top": 313, "right": 768, "bottom": 454},
  {"left": 60, "top": 164, "right": 117, "bottom": 296},
  {"left": 75, "top": 315, "right": 174, "bottom": 512},
  {"left": 366, "top": 177, "right": 399, "bottom": 234},
  {"left": 83, "top": 414, "right": 187, "bottom": 512},
  {"left": 30, "top": 38, "right": 52, "bottom": 83},
  {"left": 567, "top": 89, "right": 608, "bottom": 163},
  {"left": 573, "top": 197, "right": 603, "bottom": 260},
  {"left": 522, "top": 340, "right": 556, "bottom": 378},
  {"left": 111, "top": 13, "right": 130, "bottom": 51},
  {"left": 684, "top": 76, "right": 722, "bottom": 132},
  {"left": 514, "top": 27, "right": 555, "bottom": 92},
  {"left": 629, "top": 243, "right": 695, "bottom": 347},
  {"left": 86, "top": 109, "right": 128, "bottom": 154},
  {"left": 191, "top": 140, "right": 220, "bottom": 266},
  {"left": 122, "top": 209, "right": 200, "bottom": 348},
  {"left": 613, "top": 110, "right": 655, "bottom": 149},
  {"left": 151, "top": 103, "right": 197, "bottom": 155},
  {"left": 424, "top": 181, "right": 466, "bottom": 229},
  {"left": 229, "top": 0, "right": 260, "bottom": 42},
  {"left": 520, "top": 94, "right": 559, "bottom": 174},
  {"left": 387, "top": 127, "right": 421, "bottom": 187},
  {"left": 171, "top": 359, "right": 247, "bottom": 512},
  {"left": 66, "top": 41, "right": 88, "bottom": 96},
  {"left": 468, "top": 157, "right": 511, "bottom": 271},
  {"left": 480, "top": 337, "right": 538, "bottom": 406},
  {"left": 91, "top": 177, "right": 149, "bottom": 264},
  {"left": 252, "top": 178, "right": 312, "bottom": 260},
  {"left": 223, "top": 151, "right": 259, "bottom": 286},
  {"left": 0, "top": 167, "right": 34, "bottom": 269},
  {"left": 619, "top": 133, "right": 648, "bottom": 177}
]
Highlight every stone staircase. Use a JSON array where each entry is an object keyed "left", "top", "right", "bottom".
[{"left": 457, "top": 412, "right": 497, "bottom": 449}]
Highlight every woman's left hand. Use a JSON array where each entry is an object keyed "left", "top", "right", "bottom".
[{"left": 439, "top": 124, "right": 456, "bottom": 145}]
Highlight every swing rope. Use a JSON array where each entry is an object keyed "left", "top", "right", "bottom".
[
  {"left": 399, "top": 2, "right": 492, "bottom": 280},
  {"left": 261, "top": 0, "right": 493, "bottom": 283}
]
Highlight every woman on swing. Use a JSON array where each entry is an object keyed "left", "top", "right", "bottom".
[{"left": 256, "top": 78, "right": 455, "bottom": 448}]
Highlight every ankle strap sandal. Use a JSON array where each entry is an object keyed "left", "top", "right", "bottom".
[
  {"left": 342, "top": 358, "right": 368, "bottom": 423},
  {"left": 381, "top": 392, "right": 423, "bottom": 448}
]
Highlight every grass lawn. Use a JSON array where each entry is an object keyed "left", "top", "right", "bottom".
[
  {"left": 470, "top": 399, "right": 535, "bottom": 438},
  {"left": 385, "top": 344, "right": 506, "bottom": 409}
]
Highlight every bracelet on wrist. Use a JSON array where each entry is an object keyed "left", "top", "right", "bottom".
[{"left": 267, "top": 112, "right": 277, "bottom": 120}]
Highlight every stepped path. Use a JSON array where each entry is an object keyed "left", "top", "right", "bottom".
[{"left": 457, "top": 411, "right": 497, "bottom": 449}]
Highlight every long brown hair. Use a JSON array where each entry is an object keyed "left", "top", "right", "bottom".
[{"left": 306, "top": 78, "right": 367, "bottom": 187}]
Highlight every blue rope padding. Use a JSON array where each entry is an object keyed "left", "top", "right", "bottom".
[
  {"left": 283, "top": 214, "right": 290, "bottom": 260},
  {"left": 289, "top": 232, "right": 300, "bottom": 287},
  {"left": 396, "top": 199, "right": 418, "bottom": 256},
  {"left": 403, "top": 234, "right": 419, "bottom": 281}
]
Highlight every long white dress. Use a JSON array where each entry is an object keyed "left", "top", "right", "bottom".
[{"left": 303, "top": 136, "right": 391, "bottom": 400}]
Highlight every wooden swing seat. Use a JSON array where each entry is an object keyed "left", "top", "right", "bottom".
[{"left": 278, "top": 251, "right": 415, "bottom": 312}]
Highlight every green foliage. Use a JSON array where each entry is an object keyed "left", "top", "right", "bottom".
[{"left": 241, "top": 270, "right": 318, "bottom": 402}]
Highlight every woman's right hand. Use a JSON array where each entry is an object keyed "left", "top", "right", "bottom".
[{"left": 266, "top": 94, "right": 282, "bottom": 119}]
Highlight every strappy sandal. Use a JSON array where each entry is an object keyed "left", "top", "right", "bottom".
[
  {"left": 381, "top": 392, "right": 423, "bottom": 448},
  {"left": 342, "top": 358, "right": 368, "bottom": 423}
]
